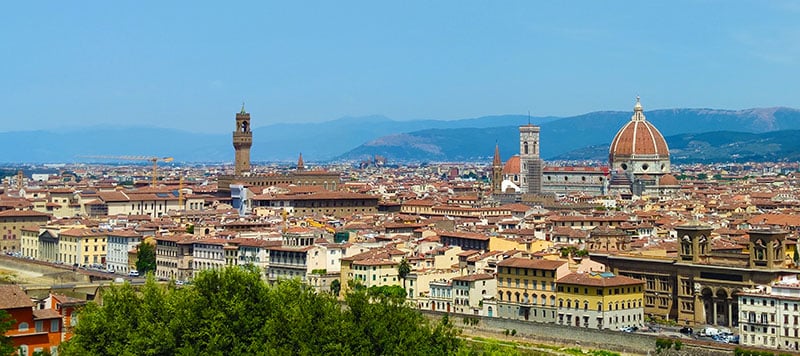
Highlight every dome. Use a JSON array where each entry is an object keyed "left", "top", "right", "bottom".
[
  {"left": 609, "top": 97, "right": 670, "bottom": 175},
  {"left": 503, "top": 155, "right": 520, "bottom": 175},
  {"left": 659, "top": 174, "right": 680, "bottom": 186}
]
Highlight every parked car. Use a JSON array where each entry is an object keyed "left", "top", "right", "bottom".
[
  {"left": 621, "top": 326, "right": 638, "bottom": 333},
  {"left": 129, "top": 270, "right": 140, "bottom": 277},
  {"left": 679, "top": 326, "right": 693, "bottom": 335}
]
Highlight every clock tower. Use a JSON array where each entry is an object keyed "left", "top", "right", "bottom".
[{"left": 233, "top": 103, "right": 252, "bottom": 176}]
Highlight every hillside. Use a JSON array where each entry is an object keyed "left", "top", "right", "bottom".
[
  {"left": 338, "top": 107, "right": 800, "bottom": 163},
  {"left": 2, "top": 107, "right": 800, "bottom": 163},
  {"left": 552, "top": 130, "right": 800, "bottom": 163}
]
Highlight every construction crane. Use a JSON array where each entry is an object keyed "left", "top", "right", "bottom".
[{"left": 80, "top": 155, "right": 174, "bottom": 187}]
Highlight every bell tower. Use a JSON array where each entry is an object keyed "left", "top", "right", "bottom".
[
  {"left": 519, "top": 123, "right": 543, "bottom": 194},
  {"left": 492, "top": 144, "right": 503, "bottom": 194},
  {"left": 233, "top": 103, "right": 252, "bottom": 176}
]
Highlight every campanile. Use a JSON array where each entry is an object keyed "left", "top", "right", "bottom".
[{"left": 233, "top": 103, "right": 252, "bottom": 175}]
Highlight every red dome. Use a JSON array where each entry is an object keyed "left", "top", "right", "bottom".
[
  {"left": 503, "top": 155, "right": 520, "bottom": 175},
  {"left": 609, "top": 98, "right": 669, "bottom": 160}
]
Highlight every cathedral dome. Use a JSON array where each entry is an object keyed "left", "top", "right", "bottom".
[
  {"left": 503, "top": 155, "right": 520, "bottom": 175},
  {"left": 609, "top": 97, "right": 670, "bottom": 175}
]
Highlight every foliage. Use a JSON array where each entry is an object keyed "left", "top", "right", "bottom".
[
  {"left": 185, "top": 224, "right": 194, "bottom": 234},
  {"left": 135, "top": 242, "right": 156, "bottom": 275},
  {"left": 311, "top": 269, "right": 327, "bottom": 275},
  {"left": 734, "top": 348, "right": 778, "bottom": 356},
  {"left": 330, "top": 279, "right": 341, "bottom": 297},
  {"left": 0, "top": 310, "right": 15, "bottom": 356},
  {"left": 655, "top": 338, "right": 676, "bottom": 354},
  {"left": 398, "top": 258, "right": 411, "bottom": 289},
  {"left": 60, "top": 266, "right": 460, "bottom": 356}
]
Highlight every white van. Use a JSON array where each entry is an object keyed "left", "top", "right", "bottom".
[{"left": 128, "top": 270, "right": 140, "bottom": 277}]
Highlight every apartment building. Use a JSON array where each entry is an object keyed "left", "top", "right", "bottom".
[
  {"left": 495, "top": 258, "right": 570, "bottom": 322},
  {"left": 556, "top": 272, "right": 644, "bottom": 330}
]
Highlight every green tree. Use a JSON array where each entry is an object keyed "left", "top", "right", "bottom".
[
  {"left": 185, "top": 224, "right": 194, "bottom": 234},
  {"left": 61, "top": 266, "right": 460, "bottom": 356},
  {"left": 330, "top": 279, "right": 341, "bottom": 297},
  {"left": 398, "top": 258, "right": 411, "bottom": 290},
  {"left": 0, "top": 310, "right": 15, "bottom": 356},
  {"left": 135, "top": 242, "right": 156, "bottom": 275}
]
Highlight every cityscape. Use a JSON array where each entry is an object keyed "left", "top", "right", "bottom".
[{"left": 2, "top": 2, "right": 800, "bottom": 356}]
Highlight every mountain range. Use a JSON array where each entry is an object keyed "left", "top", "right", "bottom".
[{"left": 1, "top": 107, "right": 799, "bottom": 164}]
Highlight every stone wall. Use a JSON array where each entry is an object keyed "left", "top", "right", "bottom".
[{"left": 422, "top": 310, "right": 734, "bottom": 356}]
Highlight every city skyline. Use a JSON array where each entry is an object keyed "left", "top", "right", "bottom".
[{"left": 2, "top": 1, "right": 799, "bottom": 134}]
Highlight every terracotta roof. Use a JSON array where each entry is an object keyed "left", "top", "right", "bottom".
[
  {"left": 0, "top": 285, "right": 32, "bottom": 309},
  {"left": 497, "top": 257, "right": 566, "bottom": 270},
  {"left": 452, "top": 273, "right": 494, "bottom": 282},
  {"left": 33, "top": 309, "right": 62, "bottom": 320},
  {"left": 557, "top": 272, "right": 644, "bottom": 287},
  {"left": 0, "top": 210, "right": 50, "bottom": 218}
]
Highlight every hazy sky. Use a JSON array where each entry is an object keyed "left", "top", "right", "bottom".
[{"left": 2, "top": 1, "right": 799, "bottom": 133}]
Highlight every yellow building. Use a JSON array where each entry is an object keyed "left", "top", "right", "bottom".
[
  {"left": 340, "top": 248, "right": 406, "bottom": 296},
  {"left": 556, "top": 272, "right": 644, "bottom": 330},
  {"left": 489, "top": 235, "right": 553, "bottom": 254},
  {"left": 0, "top": 210, "right": 50, "bottom": 253},
  {"left": 58, "top": 228, "right": 107, "bottom": 266},
  {"left": 495, "top": 258, "right": 570, "bottom": 322}
]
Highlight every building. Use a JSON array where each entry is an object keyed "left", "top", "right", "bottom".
[
  {"left": 519, "top": 123, "right": 543, "bottom": 194},
  {"left": 495, "top": 258, "right": 570, "bottom": 322},
  {"left": 608, "top": 97, "right": 675, "bottom": 196},
  {"left": 57, "top": 228, "right": 108, "bottom": 266},
  {"left": 106, "top": 230, "right": 142, "bottom": 274},
  {"left": 738, "top": 279, "right": 800, "bottom": 351},
  {"left": 491, "top": 144, "right": 503, "bottom": 194},
  {"left": 253, "top": 191, "right": 378, "bottom": 218},
  {"left": 155, "top": 234, "right": 195, "bottom": 281},
  {"left": 591, "top": 223, "right": 795, "bottom": 328},
  {"left": 452, "top": 273, "right": 497, "bottom": 316},
  {"left": 217, "top": 106, "right": 340, "bottom": 194},
  {"left": 233, "top": 104, "right": 252, "bottom": 176},
  {"left": 0, "top": 210, "right": 50, "bottom": 252},
  {"left": 0, "top": 285, "right": 63, "bottom": 355},
  {"left": 556, "top": 272, "right": 644, "bottom": 330},
  {"left": 192, "top": 238, "right": 227, "bottom": 277}
]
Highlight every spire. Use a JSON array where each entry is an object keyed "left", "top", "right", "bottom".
[
  {"left": 240, "top": 102, "right": 246, "bottom": 114},
  {"left": 631, "top": 95, "right": 646, "bottom": 122},
  {"left": 493, "top": 143, "right": 502, "bottom": 166},
  {"left": 297, "top": 153, "right": 305, "bottom": 171}
]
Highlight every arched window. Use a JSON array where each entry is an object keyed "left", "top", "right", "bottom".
[
  {"left": 523, "top": 142, "right": 529, "bottom": 154},
  {"left": 559, "top": 299, "right": 564, "bottom": 308},
  {"left": 584, "top": 301, "right": 589, "bottom": 310},
  {"left": 18, "top": 322, "right": 29, "bottom": 332},
  {"left": 597, "top": 302, "right": 603, "bottom": 311}
]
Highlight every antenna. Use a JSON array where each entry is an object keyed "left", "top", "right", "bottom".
[{"left": 527, "top": 111, "right": 531, "bottom": 125}]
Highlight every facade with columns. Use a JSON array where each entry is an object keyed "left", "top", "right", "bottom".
[{"left": 591, "top": 224, "right": 794, "bottom": 328}]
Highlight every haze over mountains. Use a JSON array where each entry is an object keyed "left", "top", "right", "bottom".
[{"left": 2, "top": 107, "right": 800, "bottom": 164}]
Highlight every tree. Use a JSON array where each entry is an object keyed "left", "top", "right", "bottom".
[
  {"left": 135, "top": 242, "right": 156, "bottom": 275},
  {"left": 61, "top": 266, "right": 461, "bottom": 356},
  {"left": 330, "top": 279, "right": 341, "bottom": 297},
  {"left": 0, "top": 310, "right": 15, "bottom": 356},
  {"left": 398, "top": 258, "right": 411, "bottom": 290},
  {"left": 185, "top": 224, "right": 194, "bottom": 234}
]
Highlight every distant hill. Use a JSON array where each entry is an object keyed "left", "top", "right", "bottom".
[
  {"left": 0, "top": 115, "right": 552, "bottom": 164},
  {"left": 338, "top": 107, "right": 800, "bottom": 163},
  {"left": 2, "top": 107, "right": 800, "bottom": 164},
  {"left": 553, "top": 130, "right": 800, "bottom": 163}
]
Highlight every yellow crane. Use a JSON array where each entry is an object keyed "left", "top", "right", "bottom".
[{"left": 81, "top": 155, "right": 174, "bottom": 187}]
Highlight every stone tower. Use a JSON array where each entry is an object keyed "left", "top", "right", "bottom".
[
  {"left": 677, "top": 223, "right": 712, "bottom": 263},
  {"left": 492, "top": 144, "right": 503, "bottom": 194},
  {"left": 519, "top": 124, "right": 543, "bottom": 194},
  {"left": 233, "top": 103, "right": 252, "bottom": 176},
  {"left": 748, "top": 229, "right": 788, "bottom": 269}
]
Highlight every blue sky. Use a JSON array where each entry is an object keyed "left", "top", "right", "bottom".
[{"left": 1, "top": 1, "right": 799, "bottom": 133}]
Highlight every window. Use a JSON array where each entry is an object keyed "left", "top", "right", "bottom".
[
  {"left": 35, "top": 320, "right": 43, "bottom": 332},
  {"left": 18, "top": 322, "right": 29, "bottom": 332},
  {"left": 51, "top": 319, "right": 59, "bottom": 332}
]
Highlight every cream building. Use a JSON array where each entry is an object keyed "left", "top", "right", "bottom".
[
  {"left": 58, "top": 228, "right": 108, "bottom": 266},
  {"left": 106, "top": 230, "right": 142, "bottom": 274}
]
